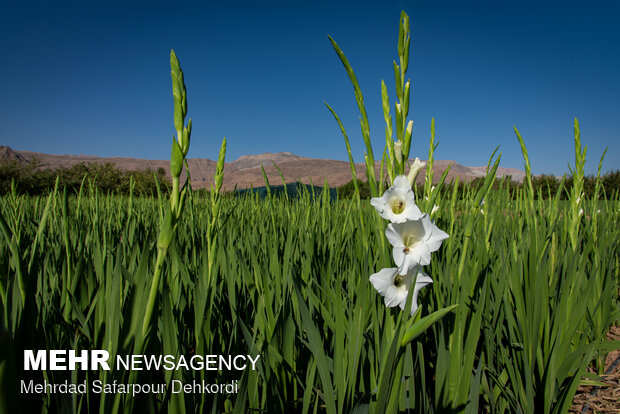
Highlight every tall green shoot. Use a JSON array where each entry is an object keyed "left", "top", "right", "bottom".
[{"left": 141, "top": 50, "right": 197, "bottom": 343}]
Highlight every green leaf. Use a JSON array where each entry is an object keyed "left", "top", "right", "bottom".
[
  {"left": 401, "top": 305, "right": 458, "bottom": 347},
  {"left": 294, "top": 284, "right": 337, "bottom": 414},
  {"left": 260, "top": 164, "right": 271, "bottom": 196},
  {"left": 328, "top": 34, "right": 377, "bottom": 196}
]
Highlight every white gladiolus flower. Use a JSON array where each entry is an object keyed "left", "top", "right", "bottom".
[
  {"left": 370, "top": 175, "right": 423, "bottom": 223},
  {"left": 407, "top": 158, "right": 426, "bottom": 186},
  {"left": 369, "top": 267, "right": 433, "bottom": 316},
  {"left": 386, "top": 214, "right": 449, "bottom": 271}
]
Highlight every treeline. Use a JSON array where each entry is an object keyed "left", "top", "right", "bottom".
[
  {"left": 0, "top": 160, "right": 170, "bottom": 196},
  {"left": 3, "top": 159, "right": 619, "bottom": 200},
  {"left": 337, "top": 171, "right": 620, "bottom": 200}
]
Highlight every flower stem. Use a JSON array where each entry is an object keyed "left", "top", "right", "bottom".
[
  {"left": 141, "top": 246, "right": 167, "bottom": 340},
  {"left": 386, "top": 354, "right": 405, "bottom": 413},
  {"left": 171, "top": 176, "right": 180, "bottom": 215}
]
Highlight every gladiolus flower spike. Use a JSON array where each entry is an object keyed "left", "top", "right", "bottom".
[{"left": 369, "top": 174, "right": 449, "bottom": 316}]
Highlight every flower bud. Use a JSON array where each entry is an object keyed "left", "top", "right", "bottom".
[
  {"left": 405, "top": 120, "right": 413, "bottom": 139},
  {"left": 157, "top": 207, "right": 174, "bottom": 251},
  {"left": 394, "top": 141, "right": 403, "bottom": 163},
  {"left": 170, "top": 137, "right": 183, "bottom": 178},
  {"left": 407, "top": 157, "right": 425, "bottom": 185}
]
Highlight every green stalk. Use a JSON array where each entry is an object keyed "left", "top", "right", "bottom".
[
  {"left": 141, "top": 243, "right": 168, "bottom": 338},
  {"left": 385, "top": 352, "right": 405, "bottom": 413},
  {"left": 568, "top": 118, "right": 587, "bottom": 250},
  {"left": 171, "top": 176, "right": 180, "bottom": 214},
  {"left": 325, "top": 102, "right": 368, "bottom": 249},
  {"left": 140, "top": 49, "right": 192, "bottom": 349}
]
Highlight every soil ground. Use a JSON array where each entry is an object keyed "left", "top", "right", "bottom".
[{"left": 571, "top": 324, "right": 620, "bottom": 413}]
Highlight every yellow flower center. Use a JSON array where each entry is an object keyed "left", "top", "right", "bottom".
[{"left": 390, "top": 198, "right": 405, "bottom": 215}]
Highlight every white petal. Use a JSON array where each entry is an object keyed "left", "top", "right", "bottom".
[
  {"left": 372, "top": 176, "right": 422, "bottom": 223},
  {"left": 385, "top": 224, "right": 404, "bottom": 248},
  {"left": 400, "top": 272, "right": 432, "bottom": 315},
  {"left": 404, "top": 189, "right": 416, "bottom": 205},
  {"left": 393, "top": 175, "right": 411, "bottom": 190},
  {"left": 370, "top": 196, "right": 384, "bottom": 210},
  {"left": 369, "top": 268, "right": 408, "bottom": 308},
  {"left": 372, "top": 185, "right": 410, "bottom": 222},
  {"left": 399, "top": 195, "right": 423, "bottom": 222},
  {"left": 426, "top": 226, "right": 449, "bottom": 253},
  {"left": 393, "top": 247, "right": 407, "bottom": 269},
  {"left": 406, "top": 291, "right": 423, "bottom": 315},
  {"left": 370, "top": 192, "right": 390, "bottom": 217},
  {"left": 407, "top": 243, "right": 431, "bottom": 267},
  {"left": 369, "top": 268, "right": 398, "bottom": 296},
  {"left": 414, "top": 272, "right": 433, "bottom": 287},
  {"left": 420, "top": 214, "right": 433, "bottom": 240},
  {"left": 403, "top": 219, "right": 425, "bottom": 242},
  {"left": 384, "top": 286, "right": 407, "bottom": 308}
]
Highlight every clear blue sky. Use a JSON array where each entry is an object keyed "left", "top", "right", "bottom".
[{"left": 1, "top": 0, "right": 618, "bottom": 175}]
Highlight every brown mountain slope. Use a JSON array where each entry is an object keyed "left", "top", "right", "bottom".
[
  {"left": 0, "top": 146, "right": 29, "bottom": 164},
  {"left": 1, "top": 146, "right": 524, "bottom": 190}
]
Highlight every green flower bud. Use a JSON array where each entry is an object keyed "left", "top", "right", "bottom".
[
  {"left": 157, "top": 207, "right": 174, "bottom": 251},
  {"left": 170, "top": 137, "right": 183, "bottom": 178}
]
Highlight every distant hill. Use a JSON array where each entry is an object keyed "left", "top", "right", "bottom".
[
  {"left": 0, "top": 146, "right": 29, "bottom": 164},
  {"left": 0, "top": 145, "right": 525, "bottom": 190},
  {"left": 230, "top": 152, "right": 310, "bottom": 170}
]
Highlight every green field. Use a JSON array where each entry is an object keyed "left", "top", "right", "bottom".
[{"left": 0, "top": 172, "right": 618, "bottom": 412}]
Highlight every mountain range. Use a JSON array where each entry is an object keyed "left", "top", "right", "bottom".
[{"left": 0, "top": 146, "right": 525, "bottom": 190}]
